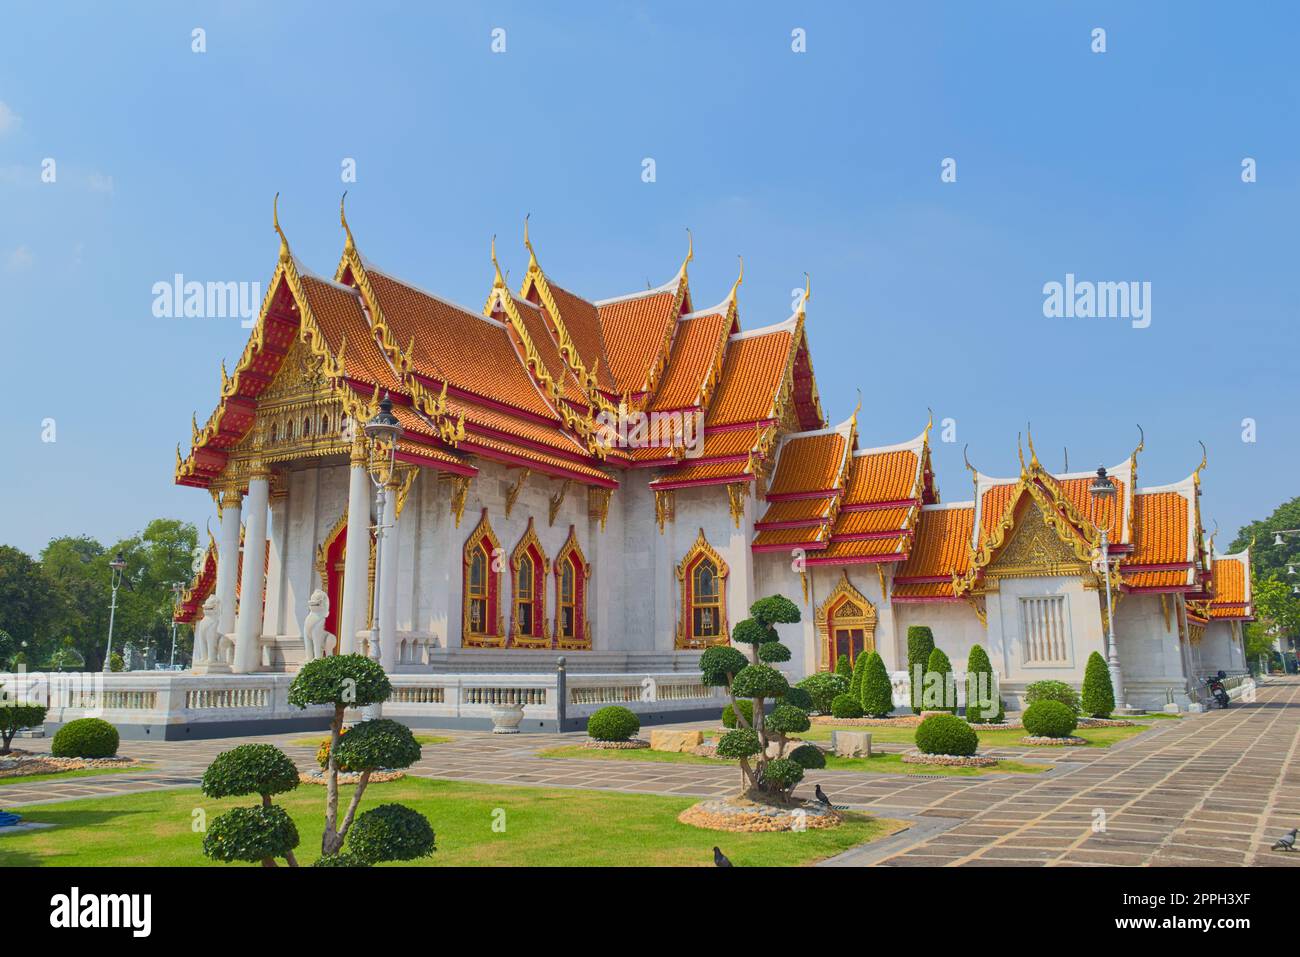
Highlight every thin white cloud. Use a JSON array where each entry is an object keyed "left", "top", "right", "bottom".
[
  {"left": 0, "top": 101, "right": 20, "bottom": 135},
  {"left": 6, "top": 245, "right": 34, "bottom": 272}
]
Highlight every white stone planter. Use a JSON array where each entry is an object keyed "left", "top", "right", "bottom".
[{"left": 489, "top": 702, "right": 525, "bottom": 734}]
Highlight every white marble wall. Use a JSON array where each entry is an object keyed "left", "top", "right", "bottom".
[{"left": 893, "top": 599, "right": 988, "bottom": 674}]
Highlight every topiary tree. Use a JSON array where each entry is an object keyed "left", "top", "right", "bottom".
[
  {"left": 925, "top": 647, "right": 957, "bottom": 714},
  {"left": 586, "top": 705, "right": 640, "bottom": 741},
  {"left": 0, "top": 701, "right": 47, "bottom": 754},
  {"left": 288, "top": 655, "right": 428, "bottom": 858},
  {"left": 859, "top": 652, "right": 894, "bottom": 717},
  {"left": 1081, "top": 651, "right": 1115, "bottom": 718},
  {"left": 848, "top": 651, "right": 869, "bottom": 700},
  {"left": 796, "top": 672, "right": 848, "bottom": 713},
  {"left": 1024, "top": 679, "right": 1081, "bottom": 714},
  {"left": 914, "top": 713, "right": 978, "bottom": 756},
  {"left": 699, "top": 593, "right": 809, "bottom": 801},
  {"left": 835, "top": 654, "right": 851, "bottom": 678},
  {"left": 964, "top": 644, "right": 1003, "bottom": 723},
  {"left": 1023, "top": 700, "right": 1079, "bottom": 738},
  {"left": 722, "top": 699, "right": 753, "bottom": 729},
  {"left": 201, "top": 743, "right": 301, "bottom": 867},
  {"left": 907, "top": 626, "right": 935, "bottom": 713},
  {"left": 830, "top": 693, "right": 863, "bottom": 718},
  {"left": 50, "top": 717, "right": 119, "bottom": 758},
  {"left": 346, "top": 803, "right": 436, "bottom": 865}
]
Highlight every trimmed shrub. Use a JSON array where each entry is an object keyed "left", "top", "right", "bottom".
[
  {"left": 731, "top": 664, "right": 789, "bottom": 699},
  {"left": 1024, "top": 679, "right": 1080, "bottom": 714},
  {"left": 0, "top": 702, "right": 47, "bottom": 753},
  {"left": 757, "top": 641, "right": 792, "bottom": 663},
  {"left": 1023, "top": 700, "right": 1078, "bottom": 738},
  {"left": 1081, "top": 651, "right": 1115, "bottom": 718},
  {"left": 859, "top": 652, "right": 894, "bottom": 717},
  {"left": 202, "top": 805, "right": 299, "bottom": 865},
  {"left": 925, "top": 647, "right": 957, "bottom": 714},
  {"left": 312, "top": 853, "right": 368, "bottom": 867},
  {"left": 780, "top": 685, "right": 814, "bottom": 712},
  {"left": 830, "top": 694, "right": 864, "bottom": 719},
  {"left": 288, "top": 654, "right": 391, "bottom": 710},
  {"left": 914, "top": 713, "right": 978, "bottom": 756},
  {"left": 766, "top": 703, "right": 811, "bottom": 736},
  {"left": 796, "top": 673, "right": 848, "bottom": 714},
  {"left": 835, "top": 654, "right": 851, "bottom": 678},
  {"left": 722, "top": 699, "right": 754, "bottom": 729},
  {"left": 700, "top": 645, "right": 749, "bottom": 686},
  {"left": 964, "top": 644, "right": 1003, "bottom": 723},
  {"left": 347, "top": 804, "right": 436, "bottom": 865},
  {"left": 202, "top": 744, "right": 299, "bottom": 800},
  {"left": 587, "top": 705, "right": 640, "bottom": 742},
  {"left": 788, "top": 743, "right": 826, "bottom": 770},
  {"left": 333, "top": 719, "right": 422, "bottom": 772},
  {"left": 731, "top": 618, "right": 774, "bottom": 646},
  {"left": 749, "top": 595, "right": 801, "bottom": 626},
  {"left": 761, "top": 757, "right": 804, "bottom": 791},
  {"left": 50, "top": 717, "right": 119, "bottom": 759},
  {"left": 716, "top": 728, "right": 762, "bottom": 759},
  {"left": 848, "top": 652, "right": 869, "bottom": 700},
  {"left": 907, "top": 626, "right": 935, "bottom": 714}
]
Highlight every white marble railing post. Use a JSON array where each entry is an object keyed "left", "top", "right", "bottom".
[
  {"left": 215, "top": 487, "right": 243, "bottom": 636},
  {"left": 340, "top": 436, "right": 372, "bottom": 655},
  {"left": 378, "top": 479, "right": 400, "bottom": 670},
  {"left": 233, "top": 470, "right": 270, "bottom": 673}
]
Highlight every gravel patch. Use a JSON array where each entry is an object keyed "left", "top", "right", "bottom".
[
  {"left": 900, "top": 750, "right": 997, "bottom": 767},
  {"left": 1019, "top": 735, "right": 1089, "bottom": 746},
  {"left": 581, "top": 739, "right": 650, "bottom": 750},
  {"left": 679, "top": 796, "right": 843, "bottom": 832}
]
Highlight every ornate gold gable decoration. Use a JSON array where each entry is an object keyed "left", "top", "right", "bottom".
[
  {"left": 675, "top": 528, "right": 730, "bottom": 649},
  {"left": 814, "top": 571, "right": 878, "bottom": 671},
  {"left": 587, "top": 486, "right": 612, "bottom": 532},
  {"left": 654, "top": 489, "right": 676, "bottom": 534}
]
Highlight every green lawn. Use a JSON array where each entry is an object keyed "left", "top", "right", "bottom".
[
  {"left": 538, "top": 745, "right": 1050, "bottom": 777},
  {"left": 796, "top": 722, "right": 1150, "bottom": 749},
  {"left": 0, "top": 776, "right": 900, "bottom": 867},
  {"left": 289, "top": 734, "right": 452, "bottom": 747},
  {"left": 0, "top": 766, "right": 155, "bottom": 786}
]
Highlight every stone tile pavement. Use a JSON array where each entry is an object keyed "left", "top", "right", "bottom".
[{"left": 4, "top": 677, "right": 1298, "bottom": 867}]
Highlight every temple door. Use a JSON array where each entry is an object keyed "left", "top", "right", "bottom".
[{"left": 834, "top": 628, "right": 866, "bottom": 666}]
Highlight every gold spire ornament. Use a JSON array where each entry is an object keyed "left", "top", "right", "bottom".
[
  {"left": 340, "top": 190, "right": 355, "bottom": 252},
  {"left": 273, "top": 192, "right": 290, "bottom": 263},
  {"left": 727, "top": 255, "right": 744, "bottom": 301}
]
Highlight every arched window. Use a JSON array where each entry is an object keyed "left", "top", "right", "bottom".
[
  {"left": 676, "top": 529, "right": 729, "bottom": 649},
  {"left": 814, "top": 571, "right": 877, "bottom": 672},
  {"left": 554, "top": 526, "right": 590, "bottom": 650},
  {"left": 509, "top": 518, "right": 548, "bottom": 647},
  {"left": 462, "top": 510, "right": 503, "bottom": 647}
]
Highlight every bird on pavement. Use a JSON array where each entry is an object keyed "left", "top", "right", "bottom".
[
  {"left": 713, "top": 846, "right": 733, "bottom": 867},
  {"left": 1272, "top": 828, "right": 1297, "bottom": 851},
  {"left": 814, "top": 784, "right": 848, "bottom": 810}
]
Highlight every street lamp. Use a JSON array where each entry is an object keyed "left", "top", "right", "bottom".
[
  {"left": 362, "top": 393, "right": 404, "bottom": 718},
  {"left": 169, "top": 582, "right": 185, "bottom": 669},
  {"left": 1089, "top": 466, "right": 1127, "bottom": 710},
  {"left": 103, "top": 552, "right": 127, "bottom": 672}
]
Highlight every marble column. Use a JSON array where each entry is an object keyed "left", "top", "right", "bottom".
[
  {"left": 340, "top": 437, "right": 372, "bottom": 655},
  {"left": 378, "top": 479, "right": 400, "bottom": 670},
  {"left": 233, "top": 469, "right": 270, "bottom": 673},
  {"left": 215, "top": 488, "right": 243, "bottom": 637},
  {"left": 262, "top": 486, "right": 287, "bottom": 640}
]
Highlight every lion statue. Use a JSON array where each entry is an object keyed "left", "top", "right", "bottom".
[
  {"left": 193, "top": 595, "right": 234, "bottom": 666},
  {"left": 302, "top": 589, "right": 337, "bottom": 662}
]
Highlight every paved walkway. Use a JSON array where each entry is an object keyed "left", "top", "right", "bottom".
[{"left": 5, "top": 677, "right": 1299, "bottom": 867}]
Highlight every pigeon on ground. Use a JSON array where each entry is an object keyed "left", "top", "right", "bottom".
[
  {"left": 713, "top": 845, "right": 732, "bottom": 867},
  {"left": 1272, "top": 828, "right": 1297, "bottom": 851},
  {"left": 814, "top": 784, "right": 848, "bottom": 810}
]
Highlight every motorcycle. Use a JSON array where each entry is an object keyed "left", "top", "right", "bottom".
[{"left": 1204, "top": 671, "right": 1231, "bottom": 709}]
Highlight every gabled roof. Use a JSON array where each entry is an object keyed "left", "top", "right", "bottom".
[
  {"left": 892, "top": 503, "right": 976, "bottom": 602},
  {"left": 1209, "top": 548, "right": 1253, "bottom": 620},
  {"left": 1121, "top": 475, "right": 1199, "bottom": 592}
]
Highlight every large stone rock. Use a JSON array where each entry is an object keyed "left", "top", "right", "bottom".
[
  {"left": 831, "top": 730, "right": 872, "bottom": 758},
  {"left": 650, "top": 729, "right": 704, "bottom": 753}
]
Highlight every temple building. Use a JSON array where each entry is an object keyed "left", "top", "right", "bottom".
[{"left": 173, "top": 201, "right": 1252, "bottom": 712}]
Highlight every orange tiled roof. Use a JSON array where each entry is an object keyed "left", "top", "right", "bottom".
[
  {"left": 649, "top": 310, "right": 731, "bottom": 411},
  {"left": 1210, "top": 553, "right": 1252, "bottom": 619},
  {"left": 1127, "top": 491, "right": 1190, "bottom": 565},
  {"left": 464, "top": 434, "right": 615, "bottom": 486},
  {"left": 300, "top": 275, "right": 404, "bottom": 393},
  {"left": 705, "top": 328, "right": 792, "bottom": 427},
  {"left": 833, "top": 507, "right": 915, "bottom": 536},
  {"left": 766, "top": 431, "right": 848, "bottom": 496},
  {"left": 844, "top": 449, "right": 921, "bottom": 505},
  {"left": 752, "top": 525, "right": 829, "bottom": 549},
  {"left": 811, "top": 536, "right": 908, "bottom": 563},
  {"left": 508, "top": 293, "right": 589, "bottom": 406},
  {"left": 597, "top": 289, "right": 680, "bottom": 395},
  {"left": 895, "top": 504, "right": 975, "bottom": 588},
  {"left": 756, "top": 498, "right": 833, "bottom": 526},
  {"left": 542, "top": 281, "right": 617, "bottom": 394}
]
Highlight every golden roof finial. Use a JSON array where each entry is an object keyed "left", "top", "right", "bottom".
[
  {"left": 923, "top": 407, "right": 934, "bottom": 443},
  {"left": 1063, "top": 447, "right": 1069, "bottom": 472},
  {"left": 680, "top": 227, "right": 693, "bottom": 274},
  {"left": 191, "top": 412, "right": 200, "bottom": 444},
  {"left": 850, "top": 388, "right": 862, "bottom": 423},
  {"left": 1194, "top": 440, "right": 1208, "bottom": 486},
  {"left": 796, "top": 271, "right": 811, "bottom": 316},
  {"left": 524, "top": 212, "right": 538, "bottom": 271},
  {"left": 1026, "top": 422, "right": 1040, "bottom": 469},
  {"left": 340, "top": 190, "right": 355, "bottom": 252},
  {"left": 727, "top": 255, "right": 744, "bottom": 301},
  {"left": 491, "top": 234, "right": 505, "bottom": 289},
  {"left": 963, "top": 443, "right": 979, "bottom": 498},
  {"left": 273, "top": 192, "right": 290, "bottom": 263},
  {"left": 1017, "top": 432, "right": 1027, "bottom": 474},
  {"left": 1132, "top": 423, "right": 1145, "bottom": 458}
]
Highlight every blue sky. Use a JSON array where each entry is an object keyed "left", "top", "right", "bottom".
[{"left": 1, "top": 1, "right": 1296, "bottom": 556}]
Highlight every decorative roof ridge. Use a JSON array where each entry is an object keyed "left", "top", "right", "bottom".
[
  {"left": 594, "top": 274, "right": 682, "bottom": 306},
  {"left": 1212, "top": 548, "right": 1250, "bottom": 562},
  {"left": 730, "top": 314, "right": 798, "bottom": 341},
  {"left": 921, "top": 501, "right": 974, "bottom": 512},
  {"left": 1135, "top": 474, "right": 1198, "bottom": 496},
  {"left": 854, "top": 427, "right": 929, "bottom": 457},
  {"left": 678, "top": 301, "right": 731, "bottom": 322},
  {"left": 361, "top": 259, "right": 509, "bottom": 329}
]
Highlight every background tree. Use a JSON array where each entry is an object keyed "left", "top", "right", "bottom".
[
  {"left": 859, "top": 651, "right": 894, "bottom": 717},
  {"left": 848, "top": 650, "right": 869, "bottom": 700},
  {"left": 201, "top": 743, "right": 301, "bottom": 867},
  {"left": 964, "top": 644, "right": 1002, "bottom": 723},
  {"left": 0, "top": 545, "right": 60, "bottom": 665},
  {"left": 1249, "top": 577, "right": 1300, "bottom": 670},
  {"left": 1081, "top": 651, "right": 1115, "bottom": 718},
  {"left": 907, "top": 626, "right": 935, "bottom": 713},
  {"left": 925, "top": 647, "right": 957, "bottom": 714}
]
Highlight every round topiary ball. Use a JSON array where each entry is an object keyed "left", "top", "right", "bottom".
[
  {"left": 586, "top": 705, "right": 640, "bottom": 742},
  {"left": 716, "top": 727, "right": 761, "bottom": 759},
  {"left": 202, "top": 743, "right": 299, "bottom": 799},
  {"left": 202, "top": 805, "right": 299, "bottom": 864},
  {"left": 780, "top": 686, "right": 814, "bottom": 712},
  {"left": 288, "top": 654, "right": 391, "bottom": 709},
  {"left": 762, "top": 757, "right": 804, "bottom": 791},
  {"left": 788, "top": 743, "right": 826, "bottom": 770},
  {"left": 830, "top": 694, "right": 864, "bottom": 719},
  {"left": 333, "top": 719, "right": 423, "bottom": 772},
  {"left": 312, "top": 853, "right": 369, "bottom": 867},
  {"left": 765, "top": 703, "right": 811, "bottom": 735},
  {"left": 721, "top": 699, "right": 753, "bottom": 729},
  {"left": 50, "top": 717, "right": 119, "bottom": 759},
  {"left": 700, "top": 645, "right": 749, "bottom": 686},
  {"left": 346, "top": 803, "right": 436, "bottom": 865},
  {"left": 914, "top": 713, "right": 978, "bottom": 756},
  {"left": 757, "top": 641, "right": 792, "bottom": 663},
  {"left": 1022, "top": 699, "right": 1079, "bottom": 738}
]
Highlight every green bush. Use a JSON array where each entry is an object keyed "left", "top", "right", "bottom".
[
  {"left": 964, "top": 644, "right": 1003, "bottom": 723},
  {"left": 288, "top": 654, "right": 391, "bottom": 710},
  {"left": 50, "top": 717, "right": 119, "bottom": 758},
  {"left": 1023, "top": 700, "right": 1078, "bottom": 738},
  {"left": 788, "top": 743, "right": 826, "bottom": 770},
  {"left": 716, "top": 728, "right": 761, "bottom": 759},
  {"left": 907, "top": 626, "right": 935, "bottom": 713},
  {"left": 848, "top": 652, "right": 869, "bottom": 700},
  {"left": 835, "top": 654, "right": 851, "bottom": 678},
  {"left": 312, "top": 853, "right": 368, "bottom": 867},
  {"left": 108, "top": 652, "right": 124, "bottom": 672},
  {"left": 761, "top": 757, "right": 804, "bottom": 791},
  {"left": 1024, "top": 679, "right": 1080, "bottom": 714},
  {"left": 586, "top": 705, "right": 640, "bottom": 741},
  {"left": 757, "top": 641, "right": 791, "bottom": 663},
  {"left": 347, "top": 803, "right": 436, "bottom": 865},
  {"left": 830, "top": 693, "right": 864, "bottom": 718},
  {"left": 914, "top": 713, "right": 978, "bottom": 756},
  {"left": 749, "top": 595, "right": 801, "bottom": 626},
  {"left": 1081, "top": 651, "right": 1115, "bottom": 718},
  {"left": 700, "top": 645, "right": 749, "bottom": 686},
  {"left": 925, "top": 647, "right": 957, "bottom": 714},
  {"left": 0, "top": 702, "right": 47, "bottom": 753},
  {"left": 722, "top": 699, "right": 754, "bottom": 729},
  {"left": 766, "top": 703, "right": 811, "bottom": 736},
  {"left": 796, "top": 673, "right": 848, "bottom": 713},
  {"left": 202, "top": 744, "right": 299, "bottom": 800},
  {"left": 202, "top": 805, "right": 299, "bottom": 864},
  {"left": 731, "top": 618, "right": 774, "bottom": 646},
  {"left": 333, "top": 719, "right": 423, "bottom": 772},
  {"left": 731, "top": 664, "right": 789, "bottom": 699},
  {"left": 859, "top": 652, "right": 894, "bottom": 717},
  {"left": 780, "top": 685, "right": 814, "bottom": 711}
]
